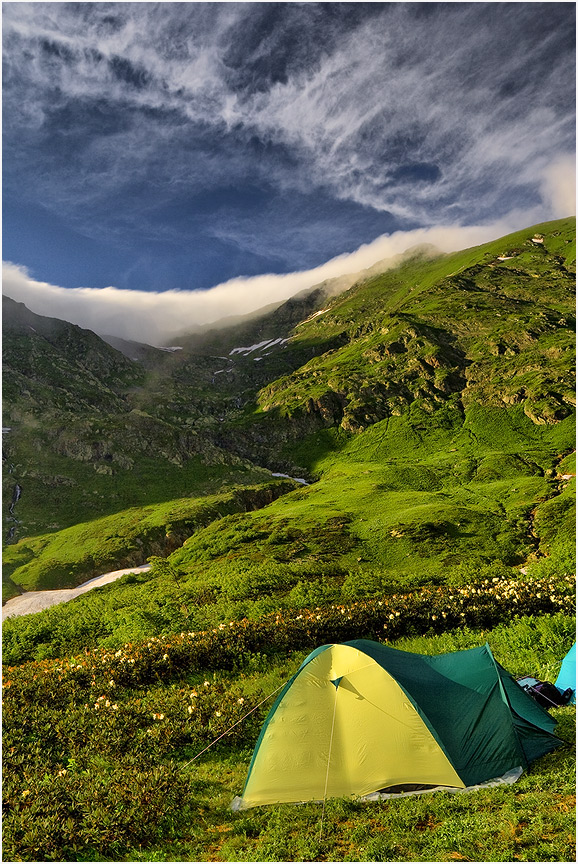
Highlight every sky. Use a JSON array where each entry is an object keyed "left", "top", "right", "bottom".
[{"left": 2, "top": 2, "right": 576, "bottom": 344}]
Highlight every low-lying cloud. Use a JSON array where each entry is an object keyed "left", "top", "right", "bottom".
[{"left": 2, "top": 212, "right": 545, "bottom": 347}]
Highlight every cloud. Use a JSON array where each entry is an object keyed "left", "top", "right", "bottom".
[
  {"left": 2, "top": 214, "right": 532, "bottom": 346},
  {"left": 539, "top": 155, "right": 576, "bottom": 218},
  {"left": 3, "top": 2, "right": 575, "bottom": 248}
]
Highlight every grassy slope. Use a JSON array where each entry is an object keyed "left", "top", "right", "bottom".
[
  {"left": 252, "top": 218, "right": 575, "bottom": 430},
  {"left": 3, "top": 219, "right": 575, "bottom": 613},
  {"left": 3, "top": 480, "right": 297, "bottom": 594}
]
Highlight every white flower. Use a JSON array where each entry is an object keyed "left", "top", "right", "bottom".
[
  {"left": 237, "top": 698, "right": 244, "bottom": 705},
  {"left": 215, "top": 711, "right": 222, "bottom": 717},
  {"left": 163, "top": 654, "right": 169, "bottom": 660}
]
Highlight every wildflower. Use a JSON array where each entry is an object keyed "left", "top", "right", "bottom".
[
  {"left": 215, "top": 711, "right": 222, "bottom": 717},
  {"left": 57, "top": 769, "right": 67, "bottom": 777},
  {"left": 163, "top": 654, "right": 169, "bottom": 660},
  {"left": 237, "top": 698, "right": 244, "bottom": 705},
  {"left": 190, "top": 691, "right": 198, "bottom": 698},
  {"left": 204, "top": 681, "right": 210, "bottom": 687},
  {"left": 112, "top": 704, "right": 118, "bottom": 710},
  {"left": 188, "top": 705, "right": 194, "bottom": 713},
  {"left": 109, "top": 680, "right": 115, "bottom": 687},
  {"left": 21, "top": 790, "right": 30, "bottom": 797},
  {"left": 105, "top": 700, "right": 110, "bottom": 707}
]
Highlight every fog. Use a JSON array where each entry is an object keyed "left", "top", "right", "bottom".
[{"left": 3, "top": 213, "right": 548, "bottom": 347}]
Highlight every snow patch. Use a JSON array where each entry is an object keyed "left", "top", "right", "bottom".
[
  {"left": 159, "top": 346, "right": 183, "bottom": 352},
  {"left": 298, "top": 309, "right": 330, "bottom": 325},
  {"left": 230, "top": 337, "right": 288, "bottom": 356},
  {"left": 2, "top": 565, "right": 152, "bottom": 620}
]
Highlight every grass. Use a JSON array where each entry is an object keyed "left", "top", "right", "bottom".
[
  {"left": 3, "top": 479, "right": 296, "bottom": 596},
  {"left": 3, "top": 613, "right": 574, "bottom": 862}
]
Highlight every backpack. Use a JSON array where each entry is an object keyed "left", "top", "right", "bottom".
[{"left": 517, "top": 677, "right": 573, "bottom": 709}]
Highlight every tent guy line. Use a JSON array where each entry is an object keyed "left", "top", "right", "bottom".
[{"left": 181, "top": 681, "right": 289, "bottom": 769}]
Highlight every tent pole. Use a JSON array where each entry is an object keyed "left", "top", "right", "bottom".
[{"left": 319, "top": 684, "right": 339, "bottom": 843}]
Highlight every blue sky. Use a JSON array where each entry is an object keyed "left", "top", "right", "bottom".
[{"left": 2, "top": 2, "right": 576, "bottom": 342}]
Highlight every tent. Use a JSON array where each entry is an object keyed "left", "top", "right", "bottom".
[
  {"left": 233, "top": 640, "right": 562, "bottom": 810},
  {"left": 555, "top": 643, "right": 576, "bottom": 705}
]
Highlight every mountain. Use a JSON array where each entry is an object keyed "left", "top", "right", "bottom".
[{"left": 2, "top": 218, "right": 575, "bottom": 622}]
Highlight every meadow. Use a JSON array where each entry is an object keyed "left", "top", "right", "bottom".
[{"left": 3, "top": 612, "right": 575, "bottom": 862}]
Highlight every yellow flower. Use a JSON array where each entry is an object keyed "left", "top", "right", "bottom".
[{"left": 215, "top": 711, "right": 222, "bottom": 717}]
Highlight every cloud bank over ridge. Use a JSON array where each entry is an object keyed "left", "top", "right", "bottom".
[{"left": 2, "top": 211, "right": 558, "bottom": 346}]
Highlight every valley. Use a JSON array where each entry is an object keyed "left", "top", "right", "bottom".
[{"left": 3, "top": 217, "right": 575, "bottom": 623}]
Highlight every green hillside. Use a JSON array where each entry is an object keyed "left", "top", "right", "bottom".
[
  {"left": 3, "top": 217, "right": 575, "bottom": 634},
  {"left": 2, "top": 218, "right": 575, "bottom": 863}
]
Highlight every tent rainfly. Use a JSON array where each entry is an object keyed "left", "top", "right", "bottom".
[
  {"left": 233, "top": 640, "right": 562, "bottom": 810},
  {"left": 555, "top": 643, "right": 576, "bottom": 705}
]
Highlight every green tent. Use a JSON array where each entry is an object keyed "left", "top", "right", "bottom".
[{"left": 234, "top": 640, "right": 561, "bottom": 809}]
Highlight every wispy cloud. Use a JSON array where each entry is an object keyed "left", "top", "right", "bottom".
[
  {"left": 3, "top": 2, "right": 575, "bottom": 250},
  {"left": 3, "top": 214, "right": 536, "bottom": 346}
]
